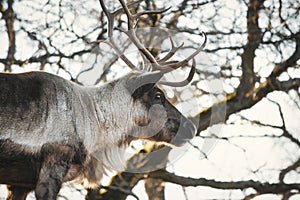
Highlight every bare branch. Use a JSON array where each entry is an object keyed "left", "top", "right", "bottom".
[
  {"left": 148, "top": 169, "right": 300, "bottom": 194},
  {"left": 194, "top": 46, "right": 300, "bottom": 135},
  {"left": 1, "top": 0, "right": 16, "bottom": 72},
  {"left": 271, "top": 37, "right": 300, "bottom": 78},
  {"left": 237, "top": 0, "right": 264, "bottom": 96},
  {"left": 279, "top": 158, "right": 300, "bottom": 183}
]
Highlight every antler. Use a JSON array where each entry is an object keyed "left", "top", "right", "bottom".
[{"left": 98, "top": 0, "right": 206, "bottom": 87}]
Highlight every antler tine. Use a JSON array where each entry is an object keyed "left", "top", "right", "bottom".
[
  {"left": 157, "top": 36, "right": 184, "bottom": 65},
  {"left": 156, "top": 32, "right": 207, "bottom": 73},
  {"left": 117, "top": 0, "right": 161, "bottom": 68},
  {"left": 98, "top": 0, "right": 206, "bottom": 85},
  {"left": 158, "top": 59, "right": 196, "bottom": 87},
  {"left": 99, "top": 0, "right": 172, "bottom": 71},
  {"left": 99, "top": 0, "right": 144, "bottom": 36},
  {"left": 99, "top": 0, "right": 114, "bottom": 38},
  {"left": 118, "top": 0, "right": 135, "bottom": 30},
  {"left": 98, "top": 0, "right": 138, "bottom": 70}
]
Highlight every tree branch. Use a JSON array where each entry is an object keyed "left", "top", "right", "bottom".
[
  {"left": 1, "top": 0, "right": 16, "bottom": 72},
  {"left": 279, "top": 158, "right": 300, "bottom": 183},
  {"left": 148, "top": 169, "right": 300, "bottom": 194},
  {"left": 193, "top": 37, "right": 300, "bottom": 135},
  {"left": 237, "top": 0, "right": 264, "bottom": 96},
  {"left": 270, "top": 32, "right": 300, "bottom": 78}
]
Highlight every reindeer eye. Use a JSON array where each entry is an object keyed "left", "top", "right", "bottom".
[{"left": 154, "top": 92, "right": 163, "bottom": 101}]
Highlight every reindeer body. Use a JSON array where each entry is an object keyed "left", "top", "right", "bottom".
[
  {"left": 0, "top": 71, "right": 127, "bottom": 196},
  {"left": 0, "top": 71, "right": 195, "bottom": 199}
]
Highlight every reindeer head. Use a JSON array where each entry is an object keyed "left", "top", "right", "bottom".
[
  {"left": 97, "top": 0, "right": 206, "bottom": 147},
  {"left": 115, "top": 72, "right": 196, "bottom": 147}
]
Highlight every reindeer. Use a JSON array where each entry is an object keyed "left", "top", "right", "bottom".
[{"left": 0, "top": 0, "right": 206, "bottom": 199}]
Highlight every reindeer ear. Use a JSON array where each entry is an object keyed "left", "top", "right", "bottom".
[{"left": 126, "top": 71, "right": 163, "bottom": 98}]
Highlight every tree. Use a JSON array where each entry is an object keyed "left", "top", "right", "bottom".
[{"left": 0, "top": 0, "right": 299, "bottom": 199}]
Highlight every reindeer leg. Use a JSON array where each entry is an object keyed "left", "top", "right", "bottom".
[
  {"left": 35, "top": 143, "right": 75, "bottom": 200},
  {"left": 6, "top": 185, "right": 32, "bottom": 200}
]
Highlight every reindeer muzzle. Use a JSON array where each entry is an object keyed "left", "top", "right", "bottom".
[{"left": 171, "top": 117, "right": 196, "bottom": 146}]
